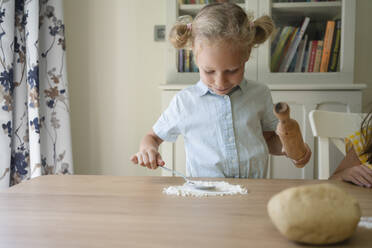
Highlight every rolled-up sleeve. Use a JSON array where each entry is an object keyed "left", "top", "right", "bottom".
[
  {"left": 153, "top": 94, "right": 183, "bottom": 142},
  {"left": 261, "top": 86, "right": 278, "bottom": 132}
]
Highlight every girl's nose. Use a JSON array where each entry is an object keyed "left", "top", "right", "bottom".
[{"left": 215, "top": 74, "right": 226, "bottom": 87}]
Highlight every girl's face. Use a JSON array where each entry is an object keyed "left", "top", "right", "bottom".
[{"left": 195, "top": 40, "right": 249, "bottom": 96}]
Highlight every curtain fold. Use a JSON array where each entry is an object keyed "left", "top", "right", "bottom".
[{"left": 0, "top": 0, "right": 73, "bottom": 188}]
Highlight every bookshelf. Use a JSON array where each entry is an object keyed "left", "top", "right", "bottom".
[
  {"left": 258, "top": 0, "right": 355, "bottom": 84},
  {"left": 166, "top": 0, "right": 356, "bottom": 85}
]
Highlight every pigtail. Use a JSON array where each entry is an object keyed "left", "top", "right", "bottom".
[
  {"left": 251, "top": 15, "right": 275, "bottom": 46},
  {"left": 169, "top": 15, "right": 193, "bottom": 49}
]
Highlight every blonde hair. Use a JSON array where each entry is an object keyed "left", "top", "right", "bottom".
[{"left": 169, "top": 2, "right": 274, "bottom": 54}]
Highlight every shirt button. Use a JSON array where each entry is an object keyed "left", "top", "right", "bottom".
[
  {"left": 229, "top": 137, "right": 234, "bottom": 142},
  {"left": 224, "top": 95, "right": 229, "bottom": 100}
]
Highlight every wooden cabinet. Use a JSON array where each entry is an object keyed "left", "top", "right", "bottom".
[{"left": 159, "top": 84, "right": 365, "bottom": 179}]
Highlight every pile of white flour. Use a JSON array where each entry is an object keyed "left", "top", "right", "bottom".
[
  {"left": 163, "top": 180, "right": 248, "bottom": 197},
  {"left": 358, "top": 217, "right": 372, "bottom": 229}
]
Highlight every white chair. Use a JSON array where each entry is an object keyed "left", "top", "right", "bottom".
[{"left": 309, "top": 110, "right": 366, "bottom": 179}]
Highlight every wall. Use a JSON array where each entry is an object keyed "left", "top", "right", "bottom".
[
  {"left": 64, "top": 0, "right": 166, "bottom": 176},
  {"left": 355, "top": 0, "right": 372, "bottom": 112},
  {"left": 64, "top": 0, "right": 371, "bottom": 176}
]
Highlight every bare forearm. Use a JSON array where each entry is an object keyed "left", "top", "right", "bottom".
[
  {"left": 140, "top": 131, "right": 163, "bottom": 152},
  {"left": 264, "top": 131, "right": 284, "bottom": 156},
  {"left": 330, "top": 148, "right": 361, "bottom": 180}
]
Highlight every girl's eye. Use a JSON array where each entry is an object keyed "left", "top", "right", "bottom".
[{"left": 205, "top": 70, "right": 214, "bottom": 74}]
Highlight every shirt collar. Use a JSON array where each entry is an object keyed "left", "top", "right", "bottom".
[
  {"left": 195, "top": 78, "right": 247, "bottom": 97},
  {"left": 195, "top": 80, "right": 210, "bottom": 96}
]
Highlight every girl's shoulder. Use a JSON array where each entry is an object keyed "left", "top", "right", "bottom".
[{"left": 244, "top": 80, "right": 271, "bottom": 96}]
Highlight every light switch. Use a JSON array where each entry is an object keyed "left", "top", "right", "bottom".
[{"left": 154, "top": 25, "right": 165, "bottom": 42}]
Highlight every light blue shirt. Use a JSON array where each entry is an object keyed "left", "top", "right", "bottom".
[{"left": 153, "top": 79, "right": 278, "bottom": 178}]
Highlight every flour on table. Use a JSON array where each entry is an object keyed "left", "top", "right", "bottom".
[
  {"left": 163, "top": 181, "right": 248, "bottom": 197},
  {"left": 358, "top": 217, "right": 372, "bottom": 229}
]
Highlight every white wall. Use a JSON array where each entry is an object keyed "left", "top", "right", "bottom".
[
  {"left": 64, "top": 0, "right": 166, "bottom": 176},
  {"left": 64, "top": 0, "right": 371, "bottom": 176}
]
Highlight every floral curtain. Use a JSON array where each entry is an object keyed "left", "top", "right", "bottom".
[{"left": 0, "top": 0, "right": 72, "bottom": 188}]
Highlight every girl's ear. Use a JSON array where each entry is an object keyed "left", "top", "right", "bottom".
[{"left": 244, "top": 47, "right": 252, "bottom": 62}]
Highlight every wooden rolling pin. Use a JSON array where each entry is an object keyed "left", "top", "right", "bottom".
[{"left": 274, "top": 102, "right": 307, "bottom": 165}]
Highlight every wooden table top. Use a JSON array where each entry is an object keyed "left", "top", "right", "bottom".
[{"left": 0, "top": 175, "right": 371, "bottom": 248}]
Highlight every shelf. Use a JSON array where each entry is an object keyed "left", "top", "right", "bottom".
[
  {"left": 272, "top": 1, "right": 341, "bottom": 18},
  {"left": 179, "top": 3, "right": 245, "bottom": 15}
]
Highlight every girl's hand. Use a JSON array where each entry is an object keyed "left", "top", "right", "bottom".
[
  {"left": 282, "top": 143, "right": 312, "bottom": 167},
  {"left": 341, "top": 165, "right": 372, "bottom": 188},
  {"left": 130, "top": 149, "right": 165, "bottom": 170},
  {"left": 291, "top": 143, "right": 312, "bottom": 167}
]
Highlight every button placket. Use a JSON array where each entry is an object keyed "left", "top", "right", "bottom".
[{"left": 223, "top": 95, "right": 239, "bottom": 177}]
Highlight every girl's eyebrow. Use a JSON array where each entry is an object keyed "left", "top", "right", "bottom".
[{"left": 204, "top": 66, "right": 240, "bottom": 71}]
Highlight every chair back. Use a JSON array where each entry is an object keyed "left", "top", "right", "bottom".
[{"left": 309, "top": 110, "right": 365, "bottom": 179}]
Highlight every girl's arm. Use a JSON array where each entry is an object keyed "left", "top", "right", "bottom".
[
  {"left": 330, "top": 148, "right": 372, "bottom": 187},
  {"left": 130, "top": 130, "right": 165, "bottom": 169},
  {"left": 330, "top": 148, "right": 361, "bottom": 179},
  {"left": 263, "top": 131, "right": 311, "bottom": 167},
  {"left": 263, "top": 131, "right": 284, "bottom": 155}
]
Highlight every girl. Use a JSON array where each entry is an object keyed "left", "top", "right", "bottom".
[
  {"left": 330, "top": 109, "right": 372, "bottom": 187},
  {"left": 131, "top": 3, "right": 311, "bottom": 178}
]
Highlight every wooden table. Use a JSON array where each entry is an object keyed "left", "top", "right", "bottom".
[{"left": 0, "top": 175, "right": 371, "bottom": 248}]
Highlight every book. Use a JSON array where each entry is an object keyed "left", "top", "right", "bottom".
[
  {"left": 303, "top": 40, "right": 312, "bottom": 72},
  {"left": 328, "top": 19, "right": 341, "bottom": 72},
  {"left": 294, "top": 35, "right": 308, "bottom": 72},
  {"left": 307, "top": 40, "right": 318, "bottom": 72},
  {"left": 189, "top": 51, "right": 193, "bottom": 72},
  {"left": 313, "top": 40, "right": 323, "bottom": 72},
  {"left": 275, "top": 27, "right": 298, "bottom": 72},
  {"left": 320, "top": 20, "right": 335, "bottom": 72},
  {"left": 178, "top": 49, "right": 184, "bottom": 72},
  {"left": 279, "top": 17, "right": 310, "bottom": 72},
  {"left": 271, "top": 27, "right": 282, "bottom": 55},
  {"left": 185, "top": 50, "right": 190, "bottom": 72},
  {"left": 270, "top": 26, "right": 294, "bottom": 72},
  {"left": 288, "top": 49, "right": 297, "bottom": 72}
]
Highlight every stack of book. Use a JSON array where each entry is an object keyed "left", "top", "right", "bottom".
[
  {"left": 271, "top": 18, "right": 341, "bottom": 73},
  {"left": 178, "top": 49, "right": 199, "bottom": 72}
]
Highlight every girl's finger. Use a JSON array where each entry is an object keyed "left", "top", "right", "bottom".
[
  {"left": 360, "top": 165, "right": 372, "bottom": 177},
  {"left": 137, "top": 153, "right": 145, "bottom": 167},
  {"left": 348, "top": 174, "right": 364, "bottom": 187},
  {"left": 142, "top": 153, "right": 151, "bottom": 169},
  {"left": 130, "top": 154, "right": 138, "bottom": 164},
  {"left": 157, "top": 154, "right": 165, "bottom": 166},
  {"left": 358, "top": 168, "right": 372, "bottom": 187},
  {"left": 148, "top": 152, "right": 157, "bottom": 169},
  {"left": 356, "top": 175, "right": 371, "bottom": 187}
]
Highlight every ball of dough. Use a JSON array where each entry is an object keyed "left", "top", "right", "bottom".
[{"left": 267, "top": 183, "right": 361, "bottom": 245}]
